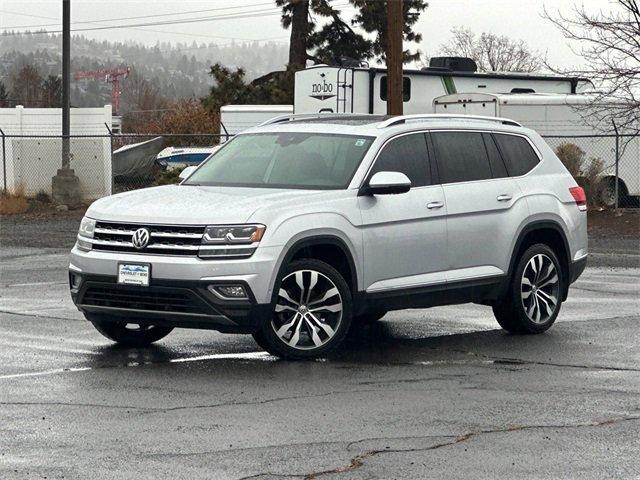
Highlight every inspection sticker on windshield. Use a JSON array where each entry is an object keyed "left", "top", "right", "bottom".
[
  {"left": 118, "top": 263, "right": 150, "bottom": 287},
  {"left": 354, "top": 139, "right": 366, "bottom": 147}
]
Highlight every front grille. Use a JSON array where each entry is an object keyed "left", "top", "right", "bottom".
[
  {"left": 92, "top": 221, "right": 205, "bottom": 256},
  {"left": 81, "top": 283, "right": 211, "bottom": 315}
]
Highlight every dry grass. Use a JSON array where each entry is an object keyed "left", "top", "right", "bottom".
[{"left": 0, "top": 186, "right": 30, "bottom": 215}]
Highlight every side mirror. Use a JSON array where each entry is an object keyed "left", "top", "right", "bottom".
[
  {"left": 179, "top": 165, "right": 197, "bottom": 180},
  {"left": 361, "top": 171, "right": 411, "bottom": 196}
]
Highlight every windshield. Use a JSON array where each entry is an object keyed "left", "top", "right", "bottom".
[{"left": 184, "top": 132, "right": 374, "bottom": 189}]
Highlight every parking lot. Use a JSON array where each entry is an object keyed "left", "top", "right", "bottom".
[{"left": 1, "top": 211, "right": 639, "bottom": 479}]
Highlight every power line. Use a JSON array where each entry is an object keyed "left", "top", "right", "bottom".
[
  {"left": 0, "top": 2, "right": 277, "bottom": 29},
  {"left": 0, "top": 6, "right": 289, "bottom": 36}
]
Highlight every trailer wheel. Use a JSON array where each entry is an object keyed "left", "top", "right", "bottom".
[{"left": 598, "top": 177, "right": 629, "bottom": 208}]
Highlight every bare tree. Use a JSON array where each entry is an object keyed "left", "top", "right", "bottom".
[
  {"left": 543, "top": 1, "right": 639, "bottom": 135},
  {"left": 440, "top": 27, "right": 542, "bottom": 72}
]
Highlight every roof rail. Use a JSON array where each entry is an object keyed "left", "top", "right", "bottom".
[
  {"left": 258, "top": 112, "right": 384, "bottom": 127},
  {"left": 376, "top": 114, "right": 522, "bottom": 128}
]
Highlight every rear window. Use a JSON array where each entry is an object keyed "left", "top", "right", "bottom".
[
  {"left": 493, "top": 134, "right": 540, "bottom": 176},
  {"left": 431, "top": 132, "right": 492, "bottom": 184}
]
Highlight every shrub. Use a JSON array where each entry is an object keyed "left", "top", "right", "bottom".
[
  {"left": 153, "top": 167, "right": 183, "bottom": 186},
  {"left": 555, "top": 143, "right": 604, "bottom": 206},
  {"left": 0, "top": 186, "right": 29, "bottom": 215}
]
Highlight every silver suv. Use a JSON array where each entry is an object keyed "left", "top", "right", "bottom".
[{"left": 70, "top": 114, "right": 588, "bottom": 359}]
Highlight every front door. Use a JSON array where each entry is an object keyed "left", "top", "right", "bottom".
[{"left": 359, "top": 133, "right": 448, "bottom": 293}]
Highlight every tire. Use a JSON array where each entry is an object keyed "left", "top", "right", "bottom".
[
  {"left": 598, "top": 177, "right": 629, "bottom": 208},
  {"left": 493, "top": 244, "right": 564, "bottom": 334},
  {"left": 87, "top": 313, "right": 173, "bottom": 346},
  {"left": 252, "top": 259, "right": 353, "bottom": 360}
]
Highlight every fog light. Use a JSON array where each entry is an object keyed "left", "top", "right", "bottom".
[
  {"left": 208, "top": 284, "right": 248, "bottom": 299},
  {"left": 70, "top": 273, "right": 82, "bottom": 289}
]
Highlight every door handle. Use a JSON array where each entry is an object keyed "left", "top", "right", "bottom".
[
  {"left": 427, "top": 201, "right": 444, "bottom": 209},
  {"left": 496, "top": 194, "right": 512, "bottom": 202}
]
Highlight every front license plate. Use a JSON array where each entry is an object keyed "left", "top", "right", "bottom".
[{"left": 118, "top": 263, "right": 150, "bottom": 286}]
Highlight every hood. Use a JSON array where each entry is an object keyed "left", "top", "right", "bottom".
[{"left": 87, "top": 184, "right": 324, "bottom": 224}]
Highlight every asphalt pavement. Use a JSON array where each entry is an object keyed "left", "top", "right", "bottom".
[{"left": 1, "top": 241, "right": 639, "bottom": 479}]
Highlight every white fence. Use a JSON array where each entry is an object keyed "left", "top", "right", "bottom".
[{"left": 0, "top": 105, "right": 112, "bottom": 199}]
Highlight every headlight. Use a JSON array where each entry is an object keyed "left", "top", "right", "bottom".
[
  {"left": 76, "top": 217, "right": 96, "bottom": 252},
  {"left": 202, "top": 224, "right": 265, "bottom": 245},
  {"left": 199, "top": 224, "right": 265, "bottom": 259},
  {"left": 78, "top": 217, "right": 96, "bottom": 238}
]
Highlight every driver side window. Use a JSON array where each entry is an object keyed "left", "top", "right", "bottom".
[{"left": 369, "top": 133, "right": 431, "bottom": 187}]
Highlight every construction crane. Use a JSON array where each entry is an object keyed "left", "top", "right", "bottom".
[{"left": 74, "top": 67, "right": 130, "bottom": 115}]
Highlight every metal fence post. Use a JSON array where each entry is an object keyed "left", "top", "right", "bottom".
[
  {"left": 0, "top": 128, "right": 6, "bottom": 193},
  {"left": 612, "top": 120, "right": 620, "bottom": 211}
]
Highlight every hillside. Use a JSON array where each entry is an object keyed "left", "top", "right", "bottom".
[{"left": 0, "top": 33, "right": 289, "bottom": 110}]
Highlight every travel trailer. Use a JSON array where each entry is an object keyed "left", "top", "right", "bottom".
[
  {"left": 294, "top": 57, "right": 593, "bottom": 115},
  {"left": 433, "top": 92, "right": 639, "bottom": 205},
  {"left": 219, "top": 104, "right": 293, "bottom": 142}
]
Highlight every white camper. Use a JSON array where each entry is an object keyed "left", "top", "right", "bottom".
[
  {"left": 294, "top": 58, "right": 593, "bottom": 115},
  {"left": 219, "top": 104, "right": 293, "bottom": 141},
  {"left": 433, "top": 92, "right": 639, "bottom": 204}
]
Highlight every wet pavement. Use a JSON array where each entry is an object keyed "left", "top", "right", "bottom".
[{"left": 1, "top": 246, "right": 639, "bottom": 479}]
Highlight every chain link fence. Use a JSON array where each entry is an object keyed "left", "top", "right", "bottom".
[
  {"left": 1, "top": 128, "right": 637, "bottom": 208},
  {"left": 541, "top": 133, "right": 639, "bottom": 208},
  {"left": 0, "top": 131, "right": 231, "bottom": 199}
]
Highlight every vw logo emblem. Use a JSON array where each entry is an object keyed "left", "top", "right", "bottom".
[{"left": 132, "top": 228, "right": 150, "bottom": 250}]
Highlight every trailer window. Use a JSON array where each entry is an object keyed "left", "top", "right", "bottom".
[
  {"left": 493, "top": 134, "right": 540, "bottom": 176},
  {"left": 380, "top": 76, "right": 411, "bottom": 102}
]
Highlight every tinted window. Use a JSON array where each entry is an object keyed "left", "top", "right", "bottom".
[
  {"left": 380, "top": 76, "right": 411, "bottom": 102},
  {"left": 482, "top": 133, "right": 508, "bottom": 178},
  {"left": 493, "top": 134, "right": 540, "bottom": 176},
  {"left": 370, "top": 134, "right": 430, "bottom": 187},
  {"left": 431, "top": 132, "right": 492, "bottom": 183}
]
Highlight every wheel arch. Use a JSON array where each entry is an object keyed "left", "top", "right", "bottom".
[
  {"left": 505, "top": 220, "right": 572, "bottom": 301},
  {"left": 269, "top": 233, "right": 360, "bottom": 301}
]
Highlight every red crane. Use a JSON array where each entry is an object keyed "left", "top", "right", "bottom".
[{"left": 74, "top": 67, "right": 130, "bottom": 115}]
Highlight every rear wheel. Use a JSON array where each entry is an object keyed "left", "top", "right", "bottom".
[
  {"left": 493, "top": 244, "right": 564, "bottom": 334},
  {"left": 87, "top": 313, "right": 173, "bottom": 346},
  {"left": 252, "top": 259, "right": 352, "bottom": 359}
]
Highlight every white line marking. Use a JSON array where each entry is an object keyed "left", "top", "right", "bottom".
[
  {"left": 0, "top": 351, "right": 272, "bottom": 380},
  {"left": 0, "top": 341, "right": 100, "bottom": 356},
  {"left": 5, "top": 281, "right": 67, "bottom": 288},
  {"left": 0, "top": 367, "right": 92, "bottom": 380},
  {"left": 169, "top": 351, "right": 272, "bottom": 363}
]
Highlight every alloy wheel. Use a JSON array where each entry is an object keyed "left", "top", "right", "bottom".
[
  {"left": 520, "top": 253, "right": 560, "bottom": 324},
  {"left": 271, "top": 269, "right": 343, "bottom": 350}
]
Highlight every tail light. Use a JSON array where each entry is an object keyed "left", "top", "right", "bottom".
[{"left": 569, "top": 186, "right": 587, "bottom": 211}]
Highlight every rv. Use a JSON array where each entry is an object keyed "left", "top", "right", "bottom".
[
  {"left": 219, "top": 104, "right": 293, "bottom": 141},
  {"left": 294, "top": 57, "right": 593, "bottom": 115},
  {"left": 433, "top": 92, "right": 639, "bottom": 205}
]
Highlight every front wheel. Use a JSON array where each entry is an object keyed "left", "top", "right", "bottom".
[
  {"left": 493, "top": 244, "right": 564, "bottom": 334},
  {"left": 87, "top": 313, "right": 173, "bottom": 346},
  {"left": 252, "top": 259, "right": 352, "bottom": 359}
]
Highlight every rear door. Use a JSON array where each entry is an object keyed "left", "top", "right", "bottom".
[
  {"left": 359, "top": 133, "right": 448, "bottom": 293},
  {"left": 429, "top": 130, "right": 528, "bottom": 282}
]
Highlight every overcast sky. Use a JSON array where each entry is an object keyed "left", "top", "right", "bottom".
[{"left": 1, "top": 0, "right": 612, "bottom": 69}]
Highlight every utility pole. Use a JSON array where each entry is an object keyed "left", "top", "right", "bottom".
[
  {"left": 386, "top": 0, "right": 403, "bottom": 115},
  {"left": 52, "top": 0, "right": 80, "bottom": 205}
]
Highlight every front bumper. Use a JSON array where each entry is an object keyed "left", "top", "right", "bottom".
[
  {"left": 69, "top": 244, "right": 281, "bottom": 333},
  {"left": 70, "top": 273, "right": 271, "bottom": 333}
]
